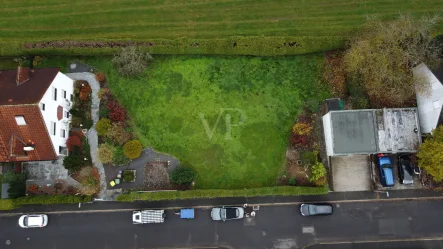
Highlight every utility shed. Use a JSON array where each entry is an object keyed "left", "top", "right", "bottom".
[{"left": 323, "top": 108, "right": 421, "bottom": 156}]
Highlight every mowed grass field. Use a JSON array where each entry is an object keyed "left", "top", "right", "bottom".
[
  {"left": 79, "top": 55, "right": 328, "bottom": 189},
  {"left": 0, "top": 0, "right": 442, "bottom": 41}
]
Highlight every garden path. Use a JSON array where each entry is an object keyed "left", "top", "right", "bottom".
[{"left": 66, "top": 72, "right": 107, "bottom": 199}]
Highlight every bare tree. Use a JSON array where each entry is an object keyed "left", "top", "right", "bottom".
[
  {"left": 344, "top": 14, "right": 441, "bottom": 107},
  {"left": 112, "top": 46, "right": 153, "bottom": 77}
]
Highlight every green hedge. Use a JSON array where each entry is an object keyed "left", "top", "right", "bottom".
[
  {"left": 0, "top": 199, "right": 16, "bottom": 210},
  {"left": 0, "top": 36, "right": 345, "bottom": 57},
  {"left": 117, "top": 186, "right": 328, "bottom": 202},
  {"left": 0, "top": 195, "right": 93, "bottom": 210}
]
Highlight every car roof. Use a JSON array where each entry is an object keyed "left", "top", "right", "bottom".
[
  {"left": 383, "top": 168, "right": 394, "bottom": 185},
  {"left": 379, "top": 156, "right": 392, "bottom": 166},
  {"left": 27, "top": 215, "right": 43, "bottom": 226}
]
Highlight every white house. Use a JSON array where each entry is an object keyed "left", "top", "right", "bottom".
[
  {"left": 0, "top": 67, "right": 74, "bottom": 162},
  {"left": 413, "top": 62, "right": 443, "bottom": 134}
]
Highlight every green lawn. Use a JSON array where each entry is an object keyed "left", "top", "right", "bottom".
[
  {"left": 81, "top": 55, "right": 328, "bottom": 189},
  {"left": 1, "top": 0, "right": 442, "bottom": 40}
]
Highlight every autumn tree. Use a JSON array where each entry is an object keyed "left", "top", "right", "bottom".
[
  {"left": 344, "top": 14, "right": 441, "bottom": 107},
  {"left": 418, "top": 126, "right": 443, "bottom": 182},
  {"left": 112, "top": 46, "right": 153, "bottom": 77}
]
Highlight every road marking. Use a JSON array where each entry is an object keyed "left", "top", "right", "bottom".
[
  {"left": 302, "top": 236, "right": 443, "bottom": 249},
  {"left": 302, "top": 226, "right": 315, "bottom": 234},
  {"left": 5, "top": 240, "right": 10, "bottom": 245}
]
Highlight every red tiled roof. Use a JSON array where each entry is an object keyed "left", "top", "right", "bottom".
[
  {"left": 0, "top": 68, "right": 60, "bottom": 105},
  {"left": 57, "top": 105, "right": 63, "bottom": 121},
  {"left": 0, "top": 105, "right": 57, "bottom": 162}
]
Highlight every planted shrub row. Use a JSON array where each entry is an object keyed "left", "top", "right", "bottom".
[
  {"left": 0, "top": 36, "right": 345, "bottom": 56},
  {"left": 117, "top": 186, "right": 328, "bottom": 202},
  {"left": 0, "top": 195, "right": 93, "bottom": 210}
]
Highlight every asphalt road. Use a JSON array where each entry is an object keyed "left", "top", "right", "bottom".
[{"left": 1, "top": 199, "right": 443, "bottom": 249}]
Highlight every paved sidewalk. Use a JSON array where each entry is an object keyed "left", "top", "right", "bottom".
[{"left": 2, "top": 189, "right": 443, "bottom": 214}]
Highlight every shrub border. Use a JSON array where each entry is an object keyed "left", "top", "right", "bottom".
[
  {"left": 117, "top": 186, "right": 328, "bottom": 202},
  {"left": 0, "top": 36, "right": 345, "bottom": 56},
  {"left": 0, "top": 195, "right": 92, "bottom": 211}
]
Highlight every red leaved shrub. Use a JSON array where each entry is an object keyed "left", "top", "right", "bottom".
[
  {"left": 70, "top": 130, "right": 85, "bottom": 140},
  {"left": 95, "top": 72, "right": 106, "bottom": 84},
  {"left": 66, "top": 135, "right": 82, "bottom": 151},
  {"left": 107, "top": 100, "right": 126, "bottom": 122},
  {"left": 79, "top": 85, "right": 92, "bottom": 101}
]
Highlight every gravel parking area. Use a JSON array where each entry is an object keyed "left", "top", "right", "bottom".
[{"left": 331, "top": 155, "right": 372, "bottom": 192}]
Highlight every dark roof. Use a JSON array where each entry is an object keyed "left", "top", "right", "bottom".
[
  {"left": 0, "top": 105, "right": 57, "bottom": 162},
  {"left": 0, "top": 68, "right": 60, "bottom": 105}
]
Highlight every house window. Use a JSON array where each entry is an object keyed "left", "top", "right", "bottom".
[
  {"left": 15, "top": 116, "right": 26, "bottom": 125},
  {"left": 50, "top": 121, "right": 56, "bottom": 135},
  {"left": 62, "top": 89, "right": 67, "bottom": 99},
  {"left": 52, "top": 87, "right": 57, "bottom": 101},
  {"left": 60, "top": 129, "right": 66, "bottom": 138},
  {"left": 40, "top": 103, "right": 45, "bottom": 111},
  {"left": 70, "top": 94, "right": 73, "bottom": 101},
  {"left": 65, "top": 111, "right": 70, "bottom": 118},
  {"left": 59, "top": 146, "right": 68, "bottom": 156}
]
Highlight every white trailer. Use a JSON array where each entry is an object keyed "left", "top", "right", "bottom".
[{"left": 132, "top": 210, "right": 165, "bottom": 224}]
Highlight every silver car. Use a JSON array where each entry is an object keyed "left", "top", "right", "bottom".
[
  {"left": 211, "top": 206, "right": 244, "bottom": 221},
  {"left": 300, "top": 204, "right": 333, "bottom": 216},
  {"left": 18, "top": 214, "right": 48, "bottom": 228}
]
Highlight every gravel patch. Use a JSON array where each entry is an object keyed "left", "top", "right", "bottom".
[{"left": 144, "top": 162, "right": 171, "bottom": 189}]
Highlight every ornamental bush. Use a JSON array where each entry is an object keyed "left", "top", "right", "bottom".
[
  {"left": 112, "top": 146, "right": 130, "bottom": 166},
  {"left": 107, "top": 122, "right": 132, "bottom": 145},
  {"left": 292, "top": 123, "right": 312, "bottom": 135},
  {"left": 310, "top": 161, "right": 326, "bottom": 183},
  {"left": 95, "top": 72, "right": 106, "bottom": 84},
  {"left": 66, "top": 135, "right": 82, "bottom": 151},
  {"left": 123, "top": 140, "right": 142, "bottom": 159},
  {"left": 96, "top": 118, "right": 111, "bottom": 136},
  {"left": 170, "top": 167, "right": 197, "bottom": 185},
  {"left": 98, "top": 143, "right": 115, "bottom": 164},
  {"left": 107, "top": 100, "right": 126, "bottom": 122}
]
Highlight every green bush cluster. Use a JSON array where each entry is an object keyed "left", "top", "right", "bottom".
[
  {"left": 96, "top": 118, "right": 112, "bottom": 136},
  {"left": 170, "top": 167, "right": 197, "bottom": 185},
  {"left": 0, "top": 195, "right": 93, "bottom": 210},
  {"left": 112, "top": 146, "right": 130, "bottom": 166},
  {"left": 1, "top": 36, "right": 345, "bottom": 57},
  {"left": 117, "top": 186, "right": 328, "bottom": 201},
  {"left": 15, "top": 195, "right": 92, "bottom": 205}
]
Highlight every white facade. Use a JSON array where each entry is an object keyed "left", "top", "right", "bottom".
[
  {"left": 38, "top": 72, "right": 74, "bottom": 156},
  {"left": 413, "top": 63, "right": 443, "bottom": 134},
  {"left": 322, "top": 113, "right": 333, "bottom": 157}
]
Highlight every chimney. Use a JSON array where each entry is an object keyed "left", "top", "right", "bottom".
[{"left": 16, "top": 66, "right": 30, "bottom": 85}]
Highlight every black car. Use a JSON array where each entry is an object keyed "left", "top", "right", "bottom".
[
  {"left": 397, "top": 154, "right": 414, "bottom": 184},
  {"left": 300, "top": 204, "right": 333, "bottom": 216}
]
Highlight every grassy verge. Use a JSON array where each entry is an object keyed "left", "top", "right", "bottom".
[
  {"left": 117, "top": 186, "right": 328, "bottom": 202},
  {"left": 0, "top": 195, "right": 92, "bottom": 211}
]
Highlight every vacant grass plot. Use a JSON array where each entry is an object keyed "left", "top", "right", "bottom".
[
  {"left": 86, "top": 55, "right": 330, "bottom": 189},
  {"left": 0, "top": 0, "right": 442, "bottom": 55}
]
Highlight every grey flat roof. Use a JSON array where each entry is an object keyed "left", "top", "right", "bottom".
[
  {"left": 331, "top": 110, "right": 378, "bottom": 154},
  {"left": 329, "top": 108, "right": 421, "bottom": 155}
]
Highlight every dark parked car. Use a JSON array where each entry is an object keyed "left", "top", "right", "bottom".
[
  {"left": 397, "top": 154, "right": 414, "bottom": 184},
  {"left": 300, "top": 204, "right": 333, "bottom": 216},
  {"left": 377, "top": 154, "right": 394, "bottom": 187}
]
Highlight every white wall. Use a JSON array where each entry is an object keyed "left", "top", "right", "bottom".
[
  {"left": 39, "top": 72, "right": 74, "bottom": 155},
  {"left": 322, "top": 113, "right": 334, "bottom": 156},
  {"left": 414, "top": 63, "right": 443, "bottom": 134}
]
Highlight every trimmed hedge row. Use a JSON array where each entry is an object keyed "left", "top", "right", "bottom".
[
  {"left": 0, "top": 36, "right": 345, "bottom": 56},
  {"left": 0, "top": 195, "right": 93, "bottom": 210},
  {"left": 117, "top": 186, "right": 328, "bottom": 202}
]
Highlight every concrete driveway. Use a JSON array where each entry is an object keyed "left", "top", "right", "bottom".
[{"left": 331, "top": 155, "right": 372, "bottom": 191}]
